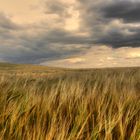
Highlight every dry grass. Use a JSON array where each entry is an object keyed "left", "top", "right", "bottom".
[{"left": 0, "top": 64, "right": 140, "bottom": 140}]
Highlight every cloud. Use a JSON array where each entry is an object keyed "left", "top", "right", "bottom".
[
  {"left": 0, "top": 13, "right": 20, "bottom": 30},
  {"left": 44, "top": 0, "right": 70, "bottom": 17},
  {"left": 102, "top": 1, "right": 140, "bottom": 23},
  {"left": 63, "top": 57, "right": 86, "bottom": 63},
  {"left": 41, "top": 46, "right": 140, "bottom": 68},
  {"left": 0, "top": 0, "right": 140, "bottom": 68},
  {"left": 97, "top": 28, "right": 140, "bottom": 47},
  {"left": 0, "top": 14, "right": 90, "bottom": 64},
  {"left": 76, "top": 0, "right": 140, "bottom": 48}
]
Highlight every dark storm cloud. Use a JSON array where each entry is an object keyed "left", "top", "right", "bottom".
[
  {"left": 0, "top": 33, "right": 87, "bottom": 64},
  {"left": 0, "top": 14, "right": 90, "bottom": 63},
  {"left": 97, "top": 29, "right": 140, "bottom": 47},
  {"left": 95, "top": 0, "right": 140, "bottom": 47},
  {"left": 102, "top": 1, "right": 140, "bottom": 23},
  {"left": 77, "top": 0, "right": 140, "bottom": 48}
]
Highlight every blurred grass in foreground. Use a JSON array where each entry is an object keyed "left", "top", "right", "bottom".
[{"left": 0, "top": 63, "right": 140, "bottom": 140}]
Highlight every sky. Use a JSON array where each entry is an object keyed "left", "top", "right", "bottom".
[{"left": 0, "top": 0, "right": 140, "bottom": 68}]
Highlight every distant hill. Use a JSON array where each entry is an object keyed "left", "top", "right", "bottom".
[
  {"left": 0, "top": 62, "right": 139, "bottom": 73},
  {"left": 0, "top": 62, "right": 69, "bottom": 76}
]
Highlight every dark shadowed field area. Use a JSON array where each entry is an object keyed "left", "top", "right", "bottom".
[{"left": 0, "top": 63, "right": 140, "bottom": 140}]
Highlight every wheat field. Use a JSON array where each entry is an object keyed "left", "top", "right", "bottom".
[{"left": 0, "top": 63, "right": 140, "bottom": 140}]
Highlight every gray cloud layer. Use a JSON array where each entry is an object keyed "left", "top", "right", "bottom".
[
  {"left": 0, "top": 0, "right": 140, "bottom": 65},
  {"left": 78, "top": 0, "right": 140, "bottom": 48},
  {"left": 102, "top": 1, "right": 140, "bottom": 23}
]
